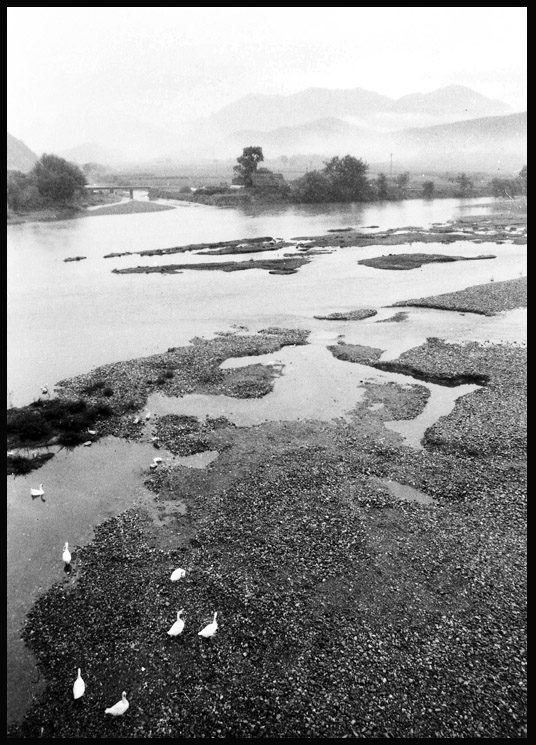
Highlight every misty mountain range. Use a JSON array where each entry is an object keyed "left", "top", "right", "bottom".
[{"left": 7, "top": 85, "right": 526, "bottom": 174}]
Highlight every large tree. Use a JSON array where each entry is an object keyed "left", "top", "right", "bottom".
[
  {"left": 233, "top": 146, "right": 264, "bottom": 187},
  {"left": 292, "top": 154, "right": 372, "bottom": 203},
  {"left": 323, "top": 155, "right": 370, "bottom": 201},
  {"left": 31, "top": 154, "right": 87, "bottom": 202},
  {"left": 454, "top": 172, "right": 474, "bottom": 197}
]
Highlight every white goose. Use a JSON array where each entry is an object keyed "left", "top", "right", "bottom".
[
  {"left": 105, "top": 691, "right": 129, "bottom": 716},
  {"left": 167, "top": 609, "right": 185, "bottom": 637},
  {"left": 73, "top": 668, "right": 85, "bottom": 699},
  {"left": 198, "top": 612, "right": 218, "bottom": 638},
  {"left": 62, "top": 542, "right": 72, "bottom": 565},
  {"left": 170, "top": 567, "right": 186, "bottom": 581},
  {"left": 30, "top": 484, "right": 44, "bottom": 497}
]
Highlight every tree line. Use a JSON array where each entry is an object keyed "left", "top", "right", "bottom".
[
  {"left": 7, "top": 154, "right": 87, "bottom": 212},
  {"left": 233, "top": 146, "right": 527, "bottom": 203}
]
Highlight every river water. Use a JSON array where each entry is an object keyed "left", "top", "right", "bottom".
[{"left": 6, "top": 195, "right": 527, "bottom": 724}]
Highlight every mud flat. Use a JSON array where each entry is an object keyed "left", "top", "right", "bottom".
[{"left": 7, "top": 301, "right": 526, "bottom": 737}]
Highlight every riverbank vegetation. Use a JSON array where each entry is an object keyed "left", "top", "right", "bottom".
[
  {"left": 6, "top": 397, "right": 115, "bottom": 474},
  {"left": 7, "top": 154, "right": 87, "bottom": 213},
  {"left": 145, "top": 146, "right": 527, "bottom": 208}
]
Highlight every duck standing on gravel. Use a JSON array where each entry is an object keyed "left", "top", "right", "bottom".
[
  {"left": 167, "top": 609, "right": 185, "bottom": 637},
  {"left": 198, "top": 612, "right": 218, "bottom": 638},
  {"left": 105, "top": 691, "right": 129, "bottom": 716},
  {"left": 73, "top": 668, "right": 85, "bottom": 699}
]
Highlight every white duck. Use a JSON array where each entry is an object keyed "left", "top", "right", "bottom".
[
  {"left": 105, "top": 691, "right": 129, "bottom": 716},
  {"left": 62, "top": 542, "right": 72, "bottom": 565},
  {"left": 73, "top": 668, "right": 85, "bottom": 699},
  {"left": 30, "top": 484, "right": 44, "bottom": 497},
  {"left": 167, "top": 609, "right": 185, "bottom": 637},
  {"left": 198, "top": 612, "right": 218, "bottom": 638},
  {"left": 170, "top": 567, "right": 186, "bottom": 581}
]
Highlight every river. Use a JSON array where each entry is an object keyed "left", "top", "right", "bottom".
[{"left": 6, "top": 194, "right": 527, "bottom": 724}]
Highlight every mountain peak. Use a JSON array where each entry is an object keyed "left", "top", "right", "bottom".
[{"left": 7, "top": 132, "right": 38, "bottom": 172}]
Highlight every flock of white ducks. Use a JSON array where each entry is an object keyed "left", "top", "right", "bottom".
[
  {"left": 66, "top": 565, "right": 218, "bottom": 715},
  {"left": 27, "top": 402, "right": 219, "bottom": 722}
]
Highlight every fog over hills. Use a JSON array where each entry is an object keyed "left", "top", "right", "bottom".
[
  {"left": 8, "top": 85, "right": 524, "bottom": 174},
  {"left": 220, "top": 111, "right": 526, "bottom": 173},
  {"left": 207, "top": 84, "right": 512, "bottom": 135},
  {"left": 388, "top": 111, "right": 527, "bottom": 172}
]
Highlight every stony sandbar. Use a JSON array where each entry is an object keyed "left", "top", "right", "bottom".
[{"left": 393, "top": 276, "right": 527, "bottom": 316}]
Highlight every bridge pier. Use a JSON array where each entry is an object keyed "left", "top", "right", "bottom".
[{"left": 129, "top": 188, "right": 134, "bottom": 199}]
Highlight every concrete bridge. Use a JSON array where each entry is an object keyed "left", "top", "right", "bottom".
[{"left": 85, "top": 185, "right": 152, "bottom": 199}]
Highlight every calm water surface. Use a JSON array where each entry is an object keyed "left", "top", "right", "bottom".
[
  {"left": 7, "top": 195, "right": 526, "bottom": 407},
  {"left": 6, "top": 196, "right": 527, "bottom": 724}
]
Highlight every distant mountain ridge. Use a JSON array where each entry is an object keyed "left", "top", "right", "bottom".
[
  {"left": 10, "top": 84, "right": 522, "bottom": 173},
  {"left": 207, "top": 84, "right": 512, "bottom": 135},
  {"left": 223, "top": 111, "right": 527, "bottom": 173},
  {"left": 7, "top": 132, "right": 38, "bottom": 172}
]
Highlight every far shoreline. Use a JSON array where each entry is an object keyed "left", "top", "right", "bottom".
[{"left": 7, "top": 194, "right": 526, "bottom": 226}]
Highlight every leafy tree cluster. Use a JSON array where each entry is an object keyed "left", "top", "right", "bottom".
[
  {"left": 453, "top": 172, "right": 474, "bottom": 197},
  {"left": 491, "top": 165, "right": 527, "bottom": 198},
  {"left": 490, "top": 178, "right": 523, "bottom": 199},
  {"left": 292, "top": 155, "right": 372, "bottom": 203},
  {"left": 233, "top": 146, "right": 264, "bottom": 187},
  {"left": 7, "top": 154, "right": 87, "bottom": 212},
  {"left": 371, "top": 172, "right": 412, "bottom": 201},
  {"left": 32, "top": 154, "right": 87, "bottom": 201},
  {"left": 7, "top": 170, "right": 44, "bottom": 212}
]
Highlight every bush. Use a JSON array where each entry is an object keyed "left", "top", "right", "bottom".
[
  {"left": 7, "top": 171, "right": 45, "bottom": 212},
  {"left": 31, "top": 154, "right": 87, "bottom": 203},
  {"left": 7, "top": 397, "right": 113, "bottom": 448}
]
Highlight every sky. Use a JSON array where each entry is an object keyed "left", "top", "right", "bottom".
[{"left": 7, "top": 7, "right": 527, "bottom": 155}]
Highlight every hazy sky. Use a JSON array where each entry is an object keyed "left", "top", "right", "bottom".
[{"left": 7, "top": 7, "right": 527, "bottom": 153}]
